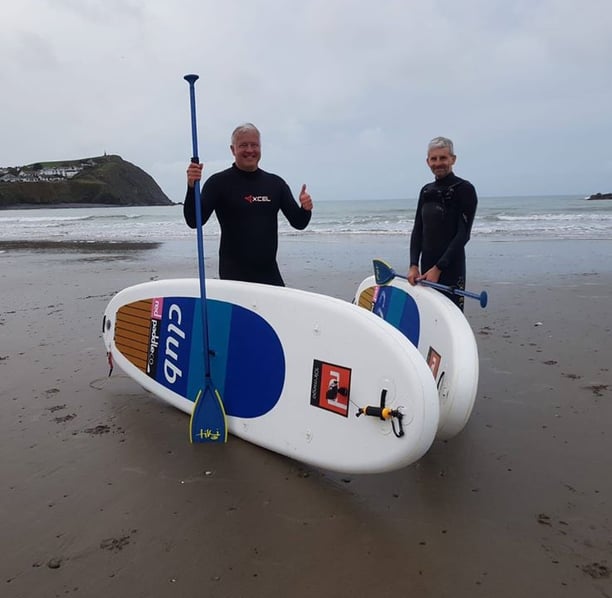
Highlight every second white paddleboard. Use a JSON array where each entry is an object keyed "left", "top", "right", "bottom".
[{"left": 355, "top": 276, "right": 479, "bottom": 440}]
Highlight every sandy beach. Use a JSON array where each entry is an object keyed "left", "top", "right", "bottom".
[{"left": 1, "top": 235, "right": 611, "bottom": 598}]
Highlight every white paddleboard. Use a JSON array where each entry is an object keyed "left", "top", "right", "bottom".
[
  {"left": 102, "top": 279, "right": 440, "bottom": 474},
  {"left": 355, "top": 276, "right": 479, "bottom": 440}
]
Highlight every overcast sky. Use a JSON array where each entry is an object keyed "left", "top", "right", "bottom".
[{"left": 3, "top": 0, "right": 611, "bottom": 202}]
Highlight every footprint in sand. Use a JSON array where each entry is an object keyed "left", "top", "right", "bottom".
[
  {"left": 100, "top": 530, "right": 137, "bottom": 552},
  {"left": 582, "top": 561, "right": 610, "bottom": 579},
  {"left": 584, "top": 384, "right": 610, "bottom": 397},
  {"left": 83, "top": 424, "right": 111, "bottom": 435},
  {"left": 561, "top": 373, "right": 582, "bottom": 380},
  {"left": 54, "top": 414, "right": 77, "bottom": 423}
]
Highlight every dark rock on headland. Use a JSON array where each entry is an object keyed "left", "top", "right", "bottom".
[
  {"left": 586, "top": 192, "right": 612, "bottom": 200},
  {"left": 0, "top": 155, "right": 173, "bottom": 208}
]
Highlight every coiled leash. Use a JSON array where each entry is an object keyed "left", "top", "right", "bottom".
[{"left": 356, "top": 389, "right": 405, "bottom": 438}]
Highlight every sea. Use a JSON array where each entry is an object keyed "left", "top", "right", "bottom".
[{"left": 1, "top": 195, "right": 611, "bottom": 246}]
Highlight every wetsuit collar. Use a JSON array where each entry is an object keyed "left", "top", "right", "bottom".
[
  {"left": 433, "top": 172, "right": 460, "bottom": 186},
  {"left": 232, "top": 163, "right": 261, "bottom": 177}
]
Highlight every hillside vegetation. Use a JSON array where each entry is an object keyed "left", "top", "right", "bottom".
[{"left": 0, "top": 155, "right": 173, "bottom": 208}]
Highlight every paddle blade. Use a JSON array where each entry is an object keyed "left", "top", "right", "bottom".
[
  {"left": 190, "top": 386, "right": 228, "bottom": 443},
  {"left": 372, "top": 258, "right": 396, "bottom": 285},
  {"left": 183, "top": 73, "right": 199, "bottom": 84}
]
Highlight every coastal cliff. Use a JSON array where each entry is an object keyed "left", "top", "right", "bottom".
[{"left": 0, "top": 155, "right": 173, "bottom": 208}]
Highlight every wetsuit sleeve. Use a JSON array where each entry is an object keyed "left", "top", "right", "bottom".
[
  {"left": 183, "top": 182, "right": 216, "bottom": 229},
  {"left": 436, "top": 183, "right": 478, "bottom": 271},
  {"left": 409, "top": 193, "right": 425, "bottom": 267},
  {"left": 279, "top": 182, "right": 311, "bottom": 230}
]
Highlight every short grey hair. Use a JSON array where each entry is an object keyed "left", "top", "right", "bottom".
[
  {"left": 428, "top": 136, "right": 454, "bottom": 156},
  {"left": 231, "top": 123, "right": 260, "bottom": 145}
]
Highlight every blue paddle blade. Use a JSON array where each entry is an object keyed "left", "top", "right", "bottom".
[
  {"left": 373, "top": 258, "right": 396, "bottom": 285},
  {"left": 189, "top": 386, "right": 228, "bottom": 443}
]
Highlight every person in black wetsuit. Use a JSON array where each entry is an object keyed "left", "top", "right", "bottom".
[
  {"left": 183, "top": 123, "right": 313, "bottom": 286},
  {"left": 408, "top": 137, "right": 478, "bottom": 311}
]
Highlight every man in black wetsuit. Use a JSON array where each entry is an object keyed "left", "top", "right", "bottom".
[
  {"left": 408, "top": 137, "right": 478, "bottom": 311},
  {"left": 183, "top": 123, "right": 313, "bottom": 286}
]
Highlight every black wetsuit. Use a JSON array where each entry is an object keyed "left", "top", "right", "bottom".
[
  {"left": 184, "top": 164, "right": 311, "bottom": 286},
  {"left": 409, "top": 172, "right": 478, "bottom": 310}
]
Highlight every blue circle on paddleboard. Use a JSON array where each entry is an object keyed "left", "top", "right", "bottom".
[
  {"left": 373, "top": 286, "right": 420, "bottom": 346},
  {"left": 207, "top": 301, "right": 286, "bottom": 418}
]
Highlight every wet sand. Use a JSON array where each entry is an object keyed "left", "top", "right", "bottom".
[{"left": 1, "top": 236, "right": 611, "bottom": 597}]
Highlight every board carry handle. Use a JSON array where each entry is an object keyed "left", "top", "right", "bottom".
[
  {"left": 372, "top": 258, "right": 488, "bottom": 308},
  {"left": 356, "top": 389, "right": 405, "bottom": 438},
  {"left": 184, "top": 73, "right": 228, "bottom": 444}
]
